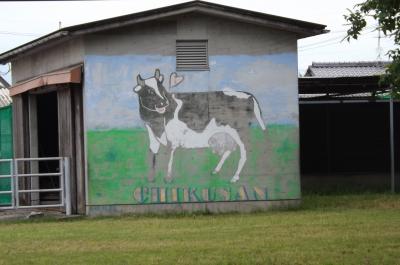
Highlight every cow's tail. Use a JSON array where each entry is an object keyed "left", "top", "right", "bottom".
[{"left": 252, "top": 97, "right": 266, "bottom": 131}]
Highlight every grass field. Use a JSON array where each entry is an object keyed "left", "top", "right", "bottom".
[{"left": 0, "top": 194, "right": 399, "bottom": 265}]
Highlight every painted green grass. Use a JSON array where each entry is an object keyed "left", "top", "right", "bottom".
[
  {"left": 87, "top": 125, "right": 300, "bottom": 205},
  {"left": 0, "top": 194, "right": 399, "bottom": 265}
]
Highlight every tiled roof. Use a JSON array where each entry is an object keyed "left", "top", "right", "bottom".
[
  {"left": 0, "top": 75, "right": 10, "bottom": 89},
  {"left": 0, "top": 88, "right": 12, "bottom": 107},
  {"left": 304, "top": 61, "right": 390, "bottom": 78}
]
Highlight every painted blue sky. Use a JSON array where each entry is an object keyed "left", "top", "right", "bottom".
[{"left": 84, "top": 53, "right": 298, "bottom": 130}]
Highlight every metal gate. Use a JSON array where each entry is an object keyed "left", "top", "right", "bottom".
[{"left": 0, "top": 157, "right": 71, "bottom": 215}]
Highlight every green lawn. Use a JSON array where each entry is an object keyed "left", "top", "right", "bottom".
[{"left": 0, "top": 194, "right": 399, "bottom": 265}]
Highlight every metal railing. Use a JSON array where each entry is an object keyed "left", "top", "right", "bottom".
[
  {"left": 0, "top": 159, "right": 14, "bottom": 210},
  {"left": 0, "top": 157, "right": 71, "bottom": 215}
]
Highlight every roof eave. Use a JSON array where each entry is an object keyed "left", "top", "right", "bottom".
[
  {"left": 0, "top": 1, "right": 327, "bottom": 64},
  {"left": 0, "top": 31, "right": 69, "bottom": 64},
  {"left": 194, "top": 6, "right": 326, "bottom": 37}
]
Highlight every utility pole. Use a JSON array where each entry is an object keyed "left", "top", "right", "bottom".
[
  {"left": 390, "top": 86, "right": 395, "bottom": 193},
  {"left": 377, "top": 26, "right": 383, "bottom": 60}
]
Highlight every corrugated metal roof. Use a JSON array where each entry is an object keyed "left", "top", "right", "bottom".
[
  {"left": 0, "top": 88, "right": 12, "bottom": 107},
  {"left": 304, "top": 61, "right": 390, "bottom": 78},
  {"left": 299, "top": 92, "right": 372, "bottom": 99},
  {"left": 9, "top": 65, "right": 82, "bottom": 96},
  {"left": 298, "top": 74, "right": 389, "bottom": 101}
]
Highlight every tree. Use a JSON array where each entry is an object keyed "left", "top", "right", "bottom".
[{"left": 344, "top": 0, "right": 400, "bottom": 93}]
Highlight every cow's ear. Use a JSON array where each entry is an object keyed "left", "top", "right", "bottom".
[
  {"left": 154, "top": 69, "right": 160, "bottom": 78},
  {"left": 133, "top": 85, "right": 142, "bottom": 93},
  {"left": 154, "top": 69, "right": 164, "bottom": 83}
]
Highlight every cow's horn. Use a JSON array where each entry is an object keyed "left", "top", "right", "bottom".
[
  {"left": 137, "top": 74, "right": 145, "bottom": 86},
  {"left": 155, "top": 69, "right": 160, "bottom": 79}
]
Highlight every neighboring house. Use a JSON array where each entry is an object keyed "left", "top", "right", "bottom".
[
  {"left": 299, "top": 61, "right": 399, "bottom": 192},
  {"left": 0, "top": 1, "right": 326, "bottom": 215},
  {"left": 0, "top": 76, "right": 10, "bottom": 88},
  {"left": 0, "top": 88, "right": 11, "bottom": 106},
  {"left": 300, "top": 61, "right": 390, "bottom": 100},
  {"left": 0, "top": 75, "right": 10, "bottom": 88},
  {"left": 304, "top": 61, "right": 389, "bottom": 78},
  {"left": 0, "top": 89, "right": 12, "bottom": 108},
  {"left": 0, "top": 75, "right": 12, "bottom": 108}
]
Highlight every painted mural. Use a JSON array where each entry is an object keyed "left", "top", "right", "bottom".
[
  {"left": 85, "top": 54, "right": 300, "bottom": 205},
  {"left": 134, "top": 69, "right": 266, "bottom": 183}
]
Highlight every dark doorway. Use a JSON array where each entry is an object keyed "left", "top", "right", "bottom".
[
  {"left": 300, "top": 102, "right": 399, "bottom": 193},
  {"left": 36, "top": 92, "right": 60, "bottom": 203}
]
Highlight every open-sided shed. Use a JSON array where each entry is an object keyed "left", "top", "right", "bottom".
[{"left": 299, "top": 62, "right": 399, "bottom": 192}]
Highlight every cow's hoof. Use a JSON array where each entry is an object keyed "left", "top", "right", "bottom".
[
  {"left": 230, "top": 175, "right": 239, "bottom": 183},
  {"left": 164, "top": 176, "right": 173, "bottom": 183},
  {"left": 147, "top": 175, "right": 155, "bottom": 183},
  {"left": 147, "top": 178, "right": 155, "bottom": 183},
  {"left": 212, "top": 169, "right": 218, "bottom": 175}
]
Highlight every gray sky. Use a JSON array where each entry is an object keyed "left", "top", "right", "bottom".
[{"left": 0, "top": 0, "right": 395, "bottom": 83}]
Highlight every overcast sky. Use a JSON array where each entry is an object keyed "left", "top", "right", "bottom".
[{"left": 0, "top": 0, "right": 395, "bottom": 83}]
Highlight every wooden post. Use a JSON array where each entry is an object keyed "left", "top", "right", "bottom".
[
  {"left": 326, "top": 104, "right": 331, "bottom": 174},
  {"left": 390, "top": 88, "right": 395, "bottom": 193},
  {"left": 28, "top": 94, "right": 39, "bottom": 205},
  {"left": 57, "top": 85, "right": 77, "bottom": 213},
  {"left": 12, "top": 94, "right": 30, "bottom": 204},
  {"left": 72, "top": 85, "right": 86, "bottom": 214}
]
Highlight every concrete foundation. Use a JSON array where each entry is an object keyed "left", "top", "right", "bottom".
[{"left": 87, "top": 199, "right": 301, "bottom": 217}]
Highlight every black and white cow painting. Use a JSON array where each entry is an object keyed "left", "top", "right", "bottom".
[{"left": 133, "top": 69, "right": 266, "bottom": 183}]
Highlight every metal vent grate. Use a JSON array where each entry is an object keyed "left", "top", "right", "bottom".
[{"left": 176, "top": 40, "right": 209, "bottom": 71}]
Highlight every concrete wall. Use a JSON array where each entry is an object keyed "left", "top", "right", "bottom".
[
  {"left": 83, "top": 13, "right": 301, "bottom": 214},
  {"left": 8, "top": 13, "right": 301, "bottom": 214},
  {"left": 12, "top": 38, "right": 84, "bottom": 84},
  {"left": 84, "top": 15, "right": 297, "bottom": 56}
]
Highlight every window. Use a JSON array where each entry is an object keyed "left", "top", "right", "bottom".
[{"left": 176, "top": 40, "right": 209, "bottom": 71}]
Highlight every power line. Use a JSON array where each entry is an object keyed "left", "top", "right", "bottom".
[
  {"left": 0, "top": 31, "right": 41, "bottom": 37},
  {"left": 299, "top": 35, "right": 345, "bottom": 49},
  {"left": 299, "top": 30, "right": 379, "bottom": 51},
  {"left": 299, "top": 41, "right": 342, "bottom": 52},
  {"left": 298, "top": 25, "right": 378, "bottom": 50}
]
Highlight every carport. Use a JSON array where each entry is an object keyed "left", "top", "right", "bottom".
[{"left": 299, "top": 62, "right": 399, "bottom": 192}]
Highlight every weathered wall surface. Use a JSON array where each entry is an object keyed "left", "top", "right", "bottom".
[
  {"left": 84, "top": 14, "right": 300, "bottom": 211},
  {"left": 12, "top": 38, "right": 84, "bottom": 84}
]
